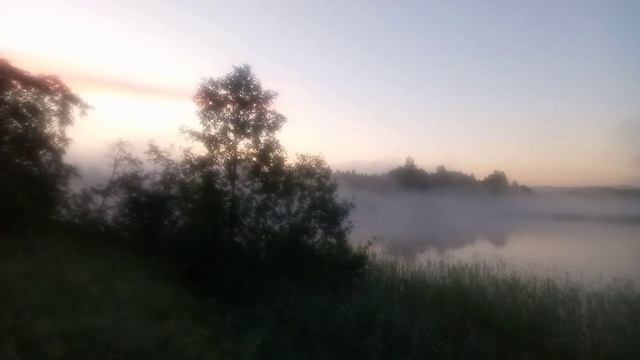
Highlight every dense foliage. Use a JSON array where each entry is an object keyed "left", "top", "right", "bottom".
[
  {"left": 67, "top": 65, "right": 365, "bottom": 298},
  {"left": 0, "top": 59, "right": 87, "bottom": 233}
]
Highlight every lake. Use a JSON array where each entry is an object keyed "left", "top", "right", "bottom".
[{"left": 348, "top": 191, "right": 640, "bottom": 283}]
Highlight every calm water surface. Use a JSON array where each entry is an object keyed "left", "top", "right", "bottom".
[{"left": 349, "top": 192, "right": 640, "bottom": 283}]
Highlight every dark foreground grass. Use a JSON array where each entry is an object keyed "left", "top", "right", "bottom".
[
  {"left": 1, "top": 236, "right": 639, "bottom": 359},
  {"left": 0, "top": 236, "right": 221, "bottom": 359}
]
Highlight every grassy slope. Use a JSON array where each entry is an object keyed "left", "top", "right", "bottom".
[
  {"left": 1, "top": 236, "right": 639, "bottom": 359},
  {"left": 0, "top": 236, "right": 223, "bottom": 360}
]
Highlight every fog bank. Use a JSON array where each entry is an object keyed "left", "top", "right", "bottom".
[{"left": 343, "top": 189, "right": 640, "bottom": 254}]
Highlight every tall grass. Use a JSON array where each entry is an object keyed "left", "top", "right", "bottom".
[
  {"left": 352, "top": 259, "right": 640, "bottom": 359},
  {"left": 1, "top": 236, "right": 638, "bottom": 359},
  {"left": 224, "top": 258, "right": 638, "bottom": 359}
]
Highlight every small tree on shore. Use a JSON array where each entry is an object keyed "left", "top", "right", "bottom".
[{"left": 190, "top": 65, "right": 286, "bottom": 243}]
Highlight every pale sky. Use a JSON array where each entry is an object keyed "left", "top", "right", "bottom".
[{"left": 2, "top": 0, "right": 639, "bottom": 186}]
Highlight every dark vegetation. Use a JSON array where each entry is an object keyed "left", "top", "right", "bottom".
[
  {"left": 1, "top": 58, "right": 639, "bottom": 359},
  {"left": 1, "top": 59, "right": 364, "bottom": 300},
  {"left": 3, "top": 235, "right": 639, "bottom": 359},
  {"left": 335, "top": 156, "right": 532, "bottom": 194},
  {"left": 0, "top": 59, "right": 88, "bottom": 233}
]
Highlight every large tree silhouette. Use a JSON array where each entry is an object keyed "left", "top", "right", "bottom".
[
  {"left": 190, "top": 65, "right": 286, "bottom": 242},
  {"left": 0, "top": 59, "right": 87, "bottom": 233},
  {"left": 174, "top": 65, "right": 359, "bottom": 288}
]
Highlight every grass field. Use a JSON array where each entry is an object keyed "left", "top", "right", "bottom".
[{"left": 1, "top": 235, "right": 638, "bottom": 359}]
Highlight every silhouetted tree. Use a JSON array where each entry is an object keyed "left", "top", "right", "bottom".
[
  {"left": 186, "top": 65, "right": 363, "bottom": 290},
  {"left": 94, "top": 141, "right": 143, "bottom": 221},
  {"left": 190, "top": 64, "right": 286, "bottom": 243},
  {"left": 510, "top": 180, "right": 533, "bottom": 195},
  {"left": 389, "top": 156, "right": 430, "bottom": 190},
  {"left": 482, "top": 170, "right": 510, "bottom": 194},
  {"left": 0, "top": 59, "right": 87, "bottom": 233},
  {"left": 251, "top": 154, "right": 357, "bottom": 282},
  {"left": 432, "top": 165, "right": 477, "bottom": 189},
  {"left": 68, "top": 140, "right": 144, "bottom": 229}
]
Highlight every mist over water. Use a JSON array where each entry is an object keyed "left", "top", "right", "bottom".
[{"left": 344, "top": 189, "right": 640, "bottom": 283}]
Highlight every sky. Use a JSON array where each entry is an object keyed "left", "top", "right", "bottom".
[{"left": 1, "top": 0, "right": 639, "bottom": 186}]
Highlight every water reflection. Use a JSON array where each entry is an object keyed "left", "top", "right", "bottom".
[{"left": 348, "top": 191, "right": 640, "bottom": 282}]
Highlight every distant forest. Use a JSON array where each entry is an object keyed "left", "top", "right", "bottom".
[{"left": 335, "top": 157, "right": 532, "bottom": 194}]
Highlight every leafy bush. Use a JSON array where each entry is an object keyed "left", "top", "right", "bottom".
[{"left": 72, "top": 66, "right": 366, "bottom": 298}]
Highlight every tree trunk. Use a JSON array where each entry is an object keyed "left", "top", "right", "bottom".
[{"left": 229, "top": 135, "right": 238, "bottom": 242}]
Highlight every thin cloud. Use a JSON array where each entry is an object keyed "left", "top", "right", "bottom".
[
  {"left": 3, "top": 50, "right": 192, "bottom": 100},
  {"left": 66, "top": 72, "right": 193, "bottom": 99}
]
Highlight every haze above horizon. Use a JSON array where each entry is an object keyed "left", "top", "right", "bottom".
[{"left": 2, "top": 0, "right": 639, "bottom": 186}]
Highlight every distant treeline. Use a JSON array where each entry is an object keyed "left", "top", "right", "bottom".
[
  {"left": 335, "top": 157, "right": 532, "bottom": 194},
  {"left": 565, "top": 187, "right": 640, "bottom": 199}
]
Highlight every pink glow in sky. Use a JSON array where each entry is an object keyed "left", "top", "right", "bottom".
[{"left": 2, "top": 0, "right": 639, "bottom": 186}]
